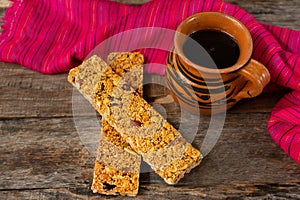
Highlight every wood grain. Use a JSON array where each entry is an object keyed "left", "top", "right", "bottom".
[
  {"left": 0, "top": 62, "right": 285, "bottom": 119},
  {"left": 111, "top": 0, "right": 149, "bottom": 5},
  {"left": 1, "top": 0, "right": 300, "bottom": 199},
  {"left": 1, "top": 182, "right": 300, "bottom": 200},
  {"left": 1, "top": 114, "right": 300, "bottom": 199},
  {"left": 226, "top": 0, "right": 300, "bottom": 29}
]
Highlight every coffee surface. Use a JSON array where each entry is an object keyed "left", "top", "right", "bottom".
[{"left": 182, "top": 30, "right": 240, "bottom": 69}]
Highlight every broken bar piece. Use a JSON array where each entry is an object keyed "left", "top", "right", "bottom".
[{"left": 92, "top": 137, "right": 140, "bottom": 196}]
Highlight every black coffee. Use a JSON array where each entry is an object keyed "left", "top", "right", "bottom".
[{"left": 182, "top": 30, "right": 240, "bottom": 69}]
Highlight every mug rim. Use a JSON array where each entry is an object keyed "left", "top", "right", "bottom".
[{"left": 174, "top": 12, "right": 253, "bottom": 74}]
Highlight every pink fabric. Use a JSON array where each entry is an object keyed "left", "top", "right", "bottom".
[{"left": 1, "top": 0, "right": 300, "bottom": 164}]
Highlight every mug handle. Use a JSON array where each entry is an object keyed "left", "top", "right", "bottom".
[{"left": 236, "top": 59, "right": 270, "bottom": 100}]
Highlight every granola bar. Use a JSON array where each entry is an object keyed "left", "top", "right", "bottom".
[
  {"left": 68, "top": 54, "right": 202, "bottom": 185},
  {"left": 89, "top": 52, "right": 143, "bottom": 196}
]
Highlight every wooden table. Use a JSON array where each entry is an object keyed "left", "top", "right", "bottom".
[{"left": 1, "top": 0, "right": 300, "bottom": 199}]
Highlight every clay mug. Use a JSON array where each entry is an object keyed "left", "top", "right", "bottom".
[{"left": 166, "top": 12, "right": 270, "bottom": 114}]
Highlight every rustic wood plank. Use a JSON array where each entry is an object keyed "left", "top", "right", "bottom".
[
  {"left": 1, "top": 182, "right": 300, "bottom": 200},
  {"left": 112, "top": 0, "right": 149, "bottom": 5},
  {"left": 226, "top": 0, "right": 300, "bottom": 29},
  {"left": 228, "top": 91, "right": 287, "bottom": 113},
  {"left": 0, "top": 117, "right": 94, "bottom": 190},
  {"left": 0, "top": 63, "right": 73, "bottom": 118},
  {"left": 0, "top": 63, "right": 285, "bottom": 119},
  {"left": 1, "top": 114, "right": 300, "bottom": 193}
]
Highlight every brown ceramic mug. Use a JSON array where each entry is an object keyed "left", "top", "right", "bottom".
[{"left": 166, "top": 12, "right": 270, "bottom": 114}]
